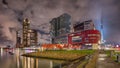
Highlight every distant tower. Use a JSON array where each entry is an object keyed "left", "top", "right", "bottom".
[
  {"left": 101, "top": 8, "right": 104, "bottom": 44},
  {"left": 22, "top": 18, "right": 30, "bottom": 47}
]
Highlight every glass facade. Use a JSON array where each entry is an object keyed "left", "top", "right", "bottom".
[{"left": 50, "top": 13, "right": 71, "bottom": 44}]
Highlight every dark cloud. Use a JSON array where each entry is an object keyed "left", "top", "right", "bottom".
[
  {"left": 15, "top": 10, "right": 24, "bottom": 22},
  {"left": 44, "top": 0, "right": 59, "bottom": 9},
  {"left": 0, "top": 24, "right": 3, "bottom": 28},
  {"left": 2, "top": 0, "right": 8, "bottom": 5}
]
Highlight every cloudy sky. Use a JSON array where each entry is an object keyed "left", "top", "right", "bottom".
[{"left": 0, "top": 0, "right": 120, "bottom": 46}]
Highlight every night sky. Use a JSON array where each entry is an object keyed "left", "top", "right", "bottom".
[{"left": 0, "top": 0, "right": 120, "bottom": 46}]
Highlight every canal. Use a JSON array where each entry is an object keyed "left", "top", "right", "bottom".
[{"left": 0, "top": 48, "right": 63, "bottom": 68}]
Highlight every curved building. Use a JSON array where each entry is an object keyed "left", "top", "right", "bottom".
[{"left": 68, "top": 30, "right": 101, "bottom": 49}]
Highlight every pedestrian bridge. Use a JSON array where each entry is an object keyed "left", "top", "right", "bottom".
[{"left": 14, "top": 48, "right": 38, "bottom": 56}]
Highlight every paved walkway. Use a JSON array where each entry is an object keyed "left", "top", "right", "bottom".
[{"left": 96, "top": 53, "right": 120, "bottom": 68}]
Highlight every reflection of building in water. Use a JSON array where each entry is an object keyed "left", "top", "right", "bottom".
[
  {"left": 19, "top": 57, "right": 62, "bottom": 68},
  {"left": 0, "top": 48, "right": 3, "bottom": 56},
  {"left": 50, "top": 60, "right": 53, "bottom": 68},
  {"left": 16, "top": 52, "right": 21, "bottom": 68},
  {"left": 22, "top": 57, "right": 38, "bottom": 68}
]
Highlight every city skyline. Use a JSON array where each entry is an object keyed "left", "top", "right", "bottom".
[{"left": 0, "top": 0, "right": 120, "bottom": 46}]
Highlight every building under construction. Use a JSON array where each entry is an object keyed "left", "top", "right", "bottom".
[{"left": 16, "top": 18, "right": 38, "bottom": 48}]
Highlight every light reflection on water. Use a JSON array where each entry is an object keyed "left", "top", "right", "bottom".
[
  {"left": 0, "top": 48, "right": 3, "bottom": 56},
  {"left": 0, "top": 48, "right": 62, "bottom": 68}
]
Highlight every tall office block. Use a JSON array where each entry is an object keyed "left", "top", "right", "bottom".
[{"left": 50, "top": 13, "right": 71, "bottom": 43}]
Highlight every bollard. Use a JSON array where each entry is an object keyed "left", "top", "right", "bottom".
[
  {"left": 110, "top": 51, "right": 114, "bottom": 57},
  {"left": 85, "top": 55, "right": 91, "bottom": 60},
  {"left": 117, "top": 54, "right": 120, "bottom": 62}
]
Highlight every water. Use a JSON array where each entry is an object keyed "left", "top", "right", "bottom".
[{"left": 0, "top": 48, "right": 63, "bottom": 68}]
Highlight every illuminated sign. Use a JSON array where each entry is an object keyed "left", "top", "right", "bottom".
[{"left": 72, "top": 36, "right": 82, "bottom": 43}]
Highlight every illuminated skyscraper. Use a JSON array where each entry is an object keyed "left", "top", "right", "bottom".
[
  {"left": 22, "top": 18, "right": 30, "bottom": 47},
  {"left": 22, "top": 19, "right": 38, "bottom": 47},
  {"left": 16, "top": 18, "right": 38, "bottom": 47}
]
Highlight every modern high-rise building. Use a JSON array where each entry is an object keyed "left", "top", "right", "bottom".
[
  {"left": 50, "top": 13, "right": 71, "bottom": 43},
  {"left": 22, "top": 18, "right": 30, "bottom": 47},
  {"left": 16, "top": 18, "right": 38, "bottom": 47},
  {"left": 58, "top": 13, "right": 71, "bottom": 34}
]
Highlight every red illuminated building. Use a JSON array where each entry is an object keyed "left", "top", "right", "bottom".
[
  {"left": 68, "top": 30, "right": 100, "bottom": 47},
  {"left": 68, "top": 20, "right": 101, "bottom": 49}
]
